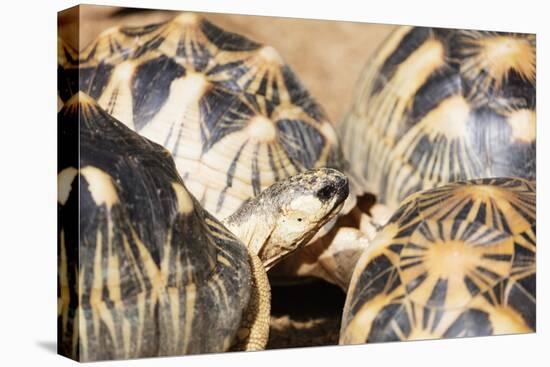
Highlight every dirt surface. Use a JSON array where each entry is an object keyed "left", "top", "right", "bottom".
[
  {"left": 267, "top": 278, "right": 346, "bottom": 349},
  {"left": 58, "top": 5, "right": 395, "bottom": 123}
]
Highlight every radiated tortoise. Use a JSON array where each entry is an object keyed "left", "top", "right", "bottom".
[
  {"left": 57, "top": 92, "right": 349, "bottom": 361},
  {"left": 340, "top": 27, "right": 536, "bottom": 211},
  {"left": 302, "top": 26, "right": 538, "bottom": 289},
  {"left": 340, "top": 177, "right": 535, "bottom": 344},
  {"left": 57, "top": 12, "right": 347, "bottom": 219}
]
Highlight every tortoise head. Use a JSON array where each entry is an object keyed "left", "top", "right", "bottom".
[{"left": 223, "top": 168, "right": 349, "bottom": 270}]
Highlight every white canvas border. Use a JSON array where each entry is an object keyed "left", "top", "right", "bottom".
[{"left": 1, "top": 0, "right": 545, "bottom": 366}]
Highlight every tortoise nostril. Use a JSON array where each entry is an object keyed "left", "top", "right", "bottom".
[
  {"left": 316, "top": 184, "right": 336, "bottom": 201},
  {"left": 335, "top": 174, "right": 347, "bottom": 188}
]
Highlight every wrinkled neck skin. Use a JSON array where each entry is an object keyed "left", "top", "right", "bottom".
[
  {"left": 222, "top": 198, "right": 280, "bottom": 270},
  {"left": 259, "top": 221, "right": 322, "bottom": 271}
]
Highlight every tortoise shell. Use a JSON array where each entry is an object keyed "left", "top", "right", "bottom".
[
  {"left": 339, "top": 27, "right": 536, "bottom": 210},
  {"left": 58, "top": 13, "right": 343, "bottom": 219},
  {"left": 340, "top": 177, "right": 535, "bottom": 344},
  {"left": 58, "top": 92, "right": 251, "bottom": 361}
]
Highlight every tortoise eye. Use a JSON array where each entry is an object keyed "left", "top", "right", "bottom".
[{"left": 316, "top": 184, "right": 336, "bottom": 202}]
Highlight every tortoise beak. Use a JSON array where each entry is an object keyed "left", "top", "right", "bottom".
[{"left": 333, "top": 174, "right": 349, "bottom": 206}]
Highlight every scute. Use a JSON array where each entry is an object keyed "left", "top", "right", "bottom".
[
  {"left": 58, "top": 13, "right": 343, "bottom": 220},
  {"left": 58, "top": 93, "right": 251, "bottom": 361},
  {"left": 340, "top": 27, "right": 536, "bottom": 210},
  {"left": 340, "top": 177, "right": 535, "bottom": 344}
]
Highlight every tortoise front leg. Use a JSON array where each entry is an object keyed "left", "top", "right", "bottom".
[
  {"left": 357, "top": 203, "right": 394, "bottom": 241},
  {"left": 231, "top": 251, "right": 271, "bottom": 351},
  {"left": 307, "top": 203, "right": 394, "bottom": 290},
  {"left": 315, "top": 226, "right": 370, "bottom": 290}
]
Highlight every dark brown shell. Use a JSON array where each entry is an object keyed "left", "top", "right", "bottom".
[{"left": 58, "top": 92, "right": 251, "bottom": 361}]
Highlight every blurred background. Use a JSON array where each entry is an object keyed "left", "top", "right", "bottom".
[{"left": 58, "top": 5, "right": 395, "bottom": 124}]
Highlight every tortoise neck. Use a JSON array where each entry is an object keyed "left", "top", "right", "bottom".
[{"left": 222, "top": 199, "right": 275, "bottom": 266}]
